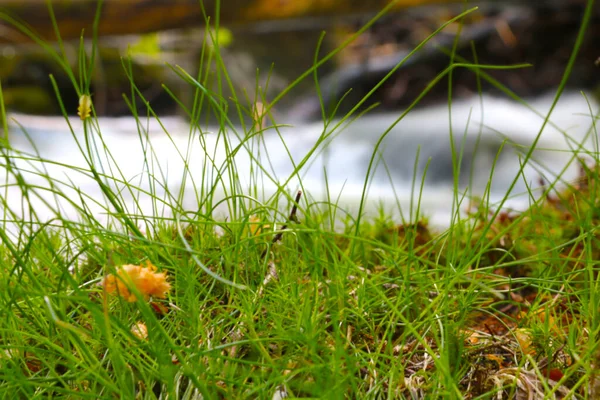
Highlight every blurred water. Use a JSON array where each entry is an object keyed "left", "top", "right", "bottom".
[{"left": 3, "top": 91, "right": 598, "bottom": 229}]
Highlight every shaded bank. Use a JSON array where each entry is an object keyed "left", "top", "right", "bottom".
[
  {"left": 289, "top": 2, "right": 600, "bottom": 120},
  {"left": 0, "top": 1, "right": 598, "bottom": 120}
]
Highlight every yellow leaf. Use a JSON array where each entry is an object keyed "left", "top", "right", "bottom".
[{"left": 515, "top": 328, "right": 535, "bottom": 355}]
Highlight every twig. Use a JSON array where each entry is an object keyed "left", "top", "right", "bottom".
[{"left": 259, "top": 190, "right": 302, "bottom": 260}]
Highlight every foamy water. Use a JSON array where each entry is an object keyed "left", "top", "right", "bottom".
[{"left": 3, "top": 91, "right": 598, "bottom": 229}]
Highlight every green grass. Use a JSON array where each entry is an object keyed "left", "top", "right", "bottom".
[{"left": 1, "top": 1, "right": 600, "bottom": 398}]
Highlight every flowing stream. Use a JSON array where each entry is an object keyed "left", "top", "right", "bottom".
[{"left": 3, "top": 91, "right": 599, "bottom": 229}]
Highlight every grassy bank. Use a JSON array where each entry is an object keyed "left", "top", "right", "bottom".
[{"left": 1, "top": 1, "right": 599, "bottom": 399}]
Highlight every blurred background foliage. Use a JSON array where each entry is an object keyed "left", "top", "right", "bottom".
[{"left": 0, "top": 0, "right": 597, "bottom": 120}]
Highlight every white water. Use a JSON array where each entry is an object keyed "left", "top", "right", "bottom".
[{"left": 4, "top": 91, "right": 598, "bottom": 229}]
